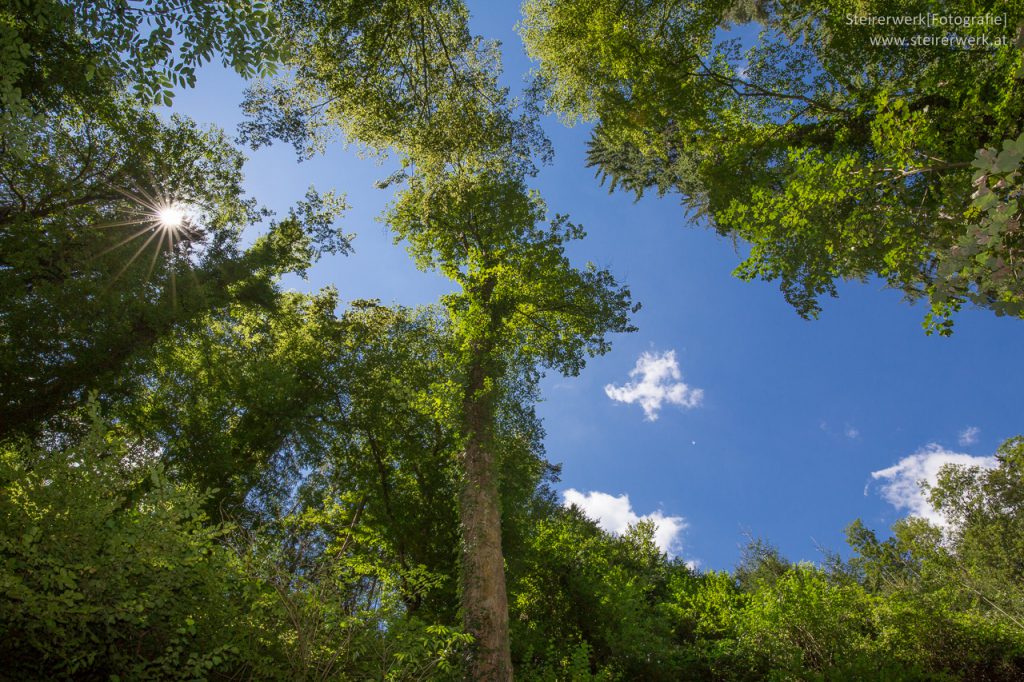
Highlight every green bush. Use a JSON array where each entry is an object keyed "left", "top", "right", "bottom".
[{"left": 0, "top": 418, "right": 260, "bottom": 679}]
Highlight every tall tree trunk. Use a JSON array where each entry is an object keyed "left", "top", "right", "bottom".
[{"left": 460, "top": 337, "right": 513, "bottom": 681}]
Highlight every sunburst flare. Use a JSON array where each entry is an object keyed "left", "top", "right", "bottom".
[
  {"left": 157, "top": 204, "right": 186, "bottom": 230},
  {"left": 89, "top": 182, "right": 205, "bottom": 304}
]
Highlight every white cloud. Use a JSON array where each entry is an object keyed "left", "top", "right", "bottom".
[
  {"left": 604, "top": 350, "right": 703, "bottom": 421},
  {"left": 871, "top": 444, "right": 996, "bottom": 525},
  {"left": 958, "top": 426, "right": 980, "bottom": 446},
  {"left": 820, "top": 420, "right": 860, "bottom": 439},
  {"left": 563, "top": 488, "right": 688, "bottom": 557}
]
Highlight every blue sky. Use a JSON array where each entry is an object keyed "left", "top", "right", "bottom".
[{"left": 165, "top": 3, "right": 1024, "bottom": 571}]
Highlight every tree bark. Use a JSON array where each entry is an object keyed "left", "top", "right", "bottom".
[{"left": 460, "top": 334, "right": 513, "bottom": 681}]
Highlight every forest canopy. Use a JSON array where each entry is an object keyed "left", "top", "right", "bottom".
[
  {"left": 521, "top": 0, "right": 1024, "bottom": 333},
  {"left": 2, "top": 0, "right": 1023, "bottom": 680}
]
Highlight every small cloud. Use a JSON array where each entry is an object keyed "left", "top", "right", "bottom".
[
  {"left": 563, "top": 488, "right": 688, "bottom": 557},
  {"left": 821, "top": 420, "right": 859, "bottom": 439},
  {"left": 958, "top": 426, "right": 980, "bottom": 446},
  {"left": 870, "top": 444, "right": 996, "bottom": 526},
  {"left": 604, "top": 350, "right": 703, "bottom": 421}
]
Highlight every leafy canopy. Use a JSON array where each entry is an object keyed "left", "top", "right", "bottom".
[
  {"left": 520, "top": 0, "right": 1024, "bottom": 332},
  {"left": 1, "top": 0, "right": 280, "bottom": 122}
]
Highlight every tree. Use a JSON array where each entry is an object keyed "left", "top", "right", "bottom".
[
  {"left": 241, "top": 2, "right": 637, "bottom": 676},
  {"left": 1, "top": 0, "right": 280, "bottom": 133},
  {"left": 508, "top": 508, "right": 691, "bottom": 680},
  {"left": 1, "top": 0, "right": 346, "bottom": 442},
  {"left": 832, "top": 439, "right": 1024, "bottom": 680},
  {"left": 389, "top": 167, "right": 635, "bottom": 678},
  {"left": 930, "top": 436, "right": 1024, "bottom": 629},
  {"left": 238, "top": 0, "right": 550, "bottom": 169},
  {"left": 112, "top": 288, "right": 352, "bottom": 516},
  {"left": 843, "top": 437, "right": 1024, "bottom": 637},
  {"left": 0, "top": 408, "right": 258, "bottom": 679},
  {"left": 0, "top": 102, "right": 349, "bottom": 441},
  {"left": 520, "top": 0, "right": 1024, "bottom": 333},
  {"left": 0, "top": 399, "right": 480, "bottom": 681}
]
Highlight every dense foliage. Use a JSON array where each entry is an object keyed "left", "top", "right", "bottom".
[
  {"left": 2, "top": 0, "right": 1023, "bottom": 679},
  {"left": 5, "top": 418, "right": 1024, "bottom": 679},
  {"left": 520, "top": 0, "right": 1024, "bottom": 333}
]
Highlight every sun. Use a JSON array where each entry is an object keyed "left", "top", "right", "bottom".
[
  {"left": 88, "top": 182, "right": 213, "bottom": 301},
  {"left": 157, "top": 204, "right": 186, "bottom": 230},
  {"left": 89, "top": 186, "right": 202, "bottom": 292}
]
